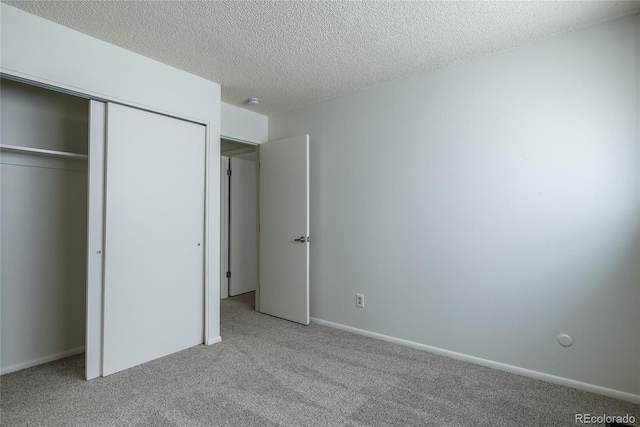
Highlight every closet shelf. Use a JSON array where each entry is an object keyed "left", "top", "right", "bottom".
[{"left": 0, "top": 145, "right": 88, "bottom": 160}]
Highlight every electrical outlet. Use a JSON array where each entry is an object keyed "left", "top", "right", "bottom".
[{"left": 356, "top": 293, "right": 364, "bottom": 308}]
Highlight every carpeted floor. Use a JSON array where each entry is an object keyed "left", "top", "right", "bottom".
[{"left": 1, "top": 292, "right": 638, "bottom": 426}]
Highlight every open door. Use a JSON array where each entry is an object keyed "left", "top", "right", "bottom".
[{"left": 259, "top": 135, "right": 309, "bottom": 325}]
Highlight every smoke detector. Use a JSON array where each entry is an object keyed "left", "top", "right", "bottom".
[{"left": 248, "top": 97, "right": 259, "bottom": 105}]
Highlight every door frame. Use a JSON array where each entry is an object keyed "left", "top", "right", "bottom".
[
  {"left": 219, "top": 137, "right": 259, "bottom": 304},
  {"left": 1, "top": 72, "right": 216, "bottom": 379}
]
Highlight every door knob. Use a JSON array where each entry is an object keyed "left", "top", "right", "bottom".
[{"left": 294, "top": 236, "right": 306, "bottom": 242}]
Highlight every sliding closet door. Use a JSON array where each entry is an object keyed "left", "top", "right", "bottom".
[
  {"left": 103, "top": 103, "right": 205, "bottom": 376},
  {"left": 86, "top": 100, "right": 106, "bottom": 380}
]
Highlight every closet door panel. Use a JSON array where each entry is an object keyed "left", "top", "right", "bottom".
[
  {"left": 86, "top": 100, "right": 106, "bottom": 380},
  {"left": 102, "top": 103, "right": 205, "bottom": 376}
]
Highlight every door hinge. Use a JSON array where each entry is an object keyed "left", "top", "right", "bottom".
[
  {"left": 226, "top": 169, "right": 231, "bottom": 176},
  {"left": 226, "top": 271, "right": 231, "bottom": 278}
]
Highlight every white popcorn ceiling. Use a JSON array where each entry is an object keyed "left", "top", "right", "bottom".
[{"left": 5, "top": 1, "right": 640, "bottom": 115}]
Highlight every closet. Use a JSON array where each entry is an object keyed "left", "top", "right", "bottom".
[
  {"left": 2, "top": 4, "right": 220, "bottom": 377},
  {"left": 1, "top": 78, "right": 89, "bottom": 374},
  {"left": 1, "top": 78, "right": 208, "bottom": 378}
]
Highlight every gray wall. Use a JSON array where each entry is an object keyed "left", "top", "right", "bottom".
[
  {"left": 1, "top": 79, "right": 88, "bottom": 373},
  {"left": 269, "top": 15, "right": 640, "bottom": 395}
]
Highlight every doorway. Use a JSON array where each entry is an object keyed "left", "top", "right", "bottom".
[
  {"left": 220, "top": 138, "right": 258, "bottom": 300},
  {"left": 219, "top": 134, "right": 311, "bottom": 326}
]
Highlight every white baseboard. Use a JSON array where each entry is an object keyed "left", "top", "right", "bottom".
[
  {"left": 310, "top": 317, "right": 640, "bottom": 405},
  {"left": 206, "top": 336, "right": 222, "bottom": 346},
  {"left": 1, "top": 346, "right": 85, "bottom": 375}
]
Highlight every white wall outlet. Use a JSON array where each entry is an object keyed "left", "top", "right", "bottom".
[{"left": 356, "top": 293, "right": 364, "bottom": 308}]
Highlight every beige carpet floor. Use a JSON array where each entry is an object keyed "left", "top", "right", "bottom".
[{"left": 1, "top": 292, "right": 638, "bottom": 426}]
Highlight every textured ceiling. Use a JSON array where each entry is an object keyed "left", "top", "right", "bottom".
[{"left": 4, "top": 1, "right": 640, "bottom": 115}]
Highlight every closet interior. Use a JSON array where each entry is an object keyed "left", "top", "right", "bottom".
[{"left": 1, "top": 78, "right": 89, "bottom": 374}]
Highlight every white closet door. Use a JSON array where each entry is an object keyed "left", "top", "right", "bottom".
[
  {"left": 86, "top": 100, "right": 106, "bottom": 380},
  {"left": 229, "top": 157, "right": 257, "bottom": 296},
  {"left": 103, "top": 103, "right": 205, "bottom": 376}
]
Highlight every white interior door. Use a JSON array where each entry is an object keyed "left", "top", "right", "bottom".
[
  {"left": 221, "top": 156, "right": 230, "bottom": 299},
  {"left": 229, "top": 157, "right": 257, "bottom": 296},
  {"left": 102, "top": 103, "right": 205, "bottom": 376},
  {"left": 259, "top": 135, "right": 309, "bottom": 325}
]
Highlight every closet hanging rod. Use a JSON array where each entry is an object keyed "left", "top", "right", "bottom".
[{"left": 0, "top": 145, "right": 88, "bottom": 160}]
